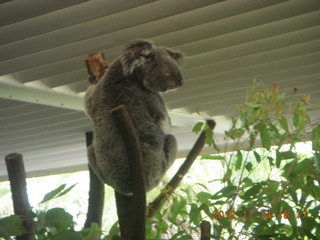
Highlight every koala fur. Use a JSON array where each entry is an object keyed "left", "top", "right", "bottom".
[{"left": 84, "top": 40, "right": 184, "bottom": 195}]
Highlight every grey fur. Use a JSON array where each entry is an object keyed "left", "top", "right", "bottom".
[{"left": 84, "top": 40, "right": 184, "bottom": 195}]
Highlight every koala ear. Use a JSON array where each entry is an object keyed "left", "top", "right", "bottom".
[
  {"left": 121, "top": 40, "right": 155, "bottom": 76},
  {"left": 164, "top": 48, "right": 184, "bottom": 64}
]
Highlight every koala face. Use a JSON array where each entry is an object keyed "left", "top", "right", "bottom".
[{"left": 121, "top": 40, "right": 184, "bottom": 92}]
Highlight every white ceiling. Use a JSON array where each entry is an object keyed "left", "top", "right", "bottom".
[{"left": 0, "top": 0, "right": 319, "bottom": 180}]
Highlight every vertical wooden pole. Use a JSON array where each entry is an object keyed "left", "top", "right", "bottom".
[
  {"left": 200, "top": 220, "right": 211, "bottom": 240},
  {"left": 5, "top": 153, "right": 35, "bottom": 240},
  {"left": 111, "top": 105, "right": 146, "bottom": 240},
  {"left": 84, "top": 131, "right": 105, "bottom": 228}
]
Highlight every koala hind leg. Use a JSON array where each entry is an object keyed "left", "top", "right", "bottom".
[{"left": 164, "top": 134, "right": 177, "bottom": 168}]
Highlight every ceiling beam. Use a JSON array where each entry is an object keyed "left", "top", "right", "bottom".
[
  {"left": 0, "top": 78, "right": 83, "bottom": 111},
  {"left": 0, "top": 79, "right": 229, "bottom": 131}
]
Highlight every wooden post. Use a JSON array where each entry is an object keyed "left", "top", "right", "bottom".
[
  {"left": 84, "top": 53, "right": 108, "bottom": 228},
  {"left": 84, "top": 131, "right": 105, "bottom": 228},
  {"left": 5, "top": 153, "right": 35, "bottom": 240},
  {"left": 111, "top": 105, "right": 146, "bottom": 240},
  {"left": 85, "top": 52, "right": 109, "bottom": 83},
  {"left": 200, "top": 220, "right": 211, "bottom": 240}
]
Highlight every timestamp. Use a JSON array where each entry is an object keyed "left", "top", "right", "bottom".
[{"left": 212, "top": 210, "right": 307, "bottom": 220}]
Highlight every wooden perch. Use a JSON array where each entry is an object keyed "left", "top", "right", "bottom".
[
  {"left": 84, "top": 53, "right": 108, "bottom": 228},
  {"left": 85, "top": 52, "right": 109, "bottom": 83},
  {"left": 147, "top": 120, "right": 216, "bottom": 218},
  {"left": 84, "top": 131, "right": 105, "bottom": 228},
  {"left": 5, "top": 153, "right": 35, "bottom": 240},
  {"left": 200, "top": 220, "right": 211, "bottom": 240},
  {"left": 111, "top": 105, "right": 146, "bottom": 240}
]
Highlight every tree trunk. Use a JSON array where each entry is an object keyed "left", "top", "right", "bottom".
[{"left": 5, "top": 153, "right": 35, "bottom": 240}]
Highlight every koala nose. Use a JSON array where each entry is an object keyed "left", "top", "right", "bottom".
[{"left": 176, "top": 71, "right": 184, "bottom": 87}]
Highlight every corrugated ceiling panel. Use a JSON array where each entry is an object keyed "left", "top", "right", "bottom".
[{"left": 0, "top": 0, "right": 319, "bottom": 180}]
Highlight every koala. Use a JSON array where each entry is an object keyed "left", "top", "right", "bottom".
[{"left": 84, "top": 40, "right": 184, "bottom": 195}]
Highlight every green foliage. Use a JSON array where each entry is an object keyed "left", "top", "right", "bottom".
[
  {"left": 0, "top": 83, "right": 319, "bottom": 239},
  {"left": 40, "top": 183, "right": 77, "bottom": 204},
  {"left": 0, "top": 215, "right": 26, "bottom": 239},
  {"left": 0, "top": 184, "right": 106, "bottom": 240},
  {"left": 145, "top": 83, "right": 320, "bottom": 239}
]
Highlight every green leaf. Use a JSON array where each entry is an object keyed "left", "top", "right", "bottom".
[
  {"left": 278, "top": 116, "right": 289, "bottom": 133},
  {"left": 242, "top": 177, "right": 253, "bottom": 186},
  {"left": 194, "top": 183, "right": 210, "bottom": 192},
  {"left": 222, "top": 168, "right": 232, "bottom": 183},
  {"left": 53, "top": 230, "right": 82, "bottom": 240},
  {"left": 235, "top": 150, "right": 243, "bottom": 171},
  {"left": 156, "top": 218, "right": 168, "bottom": 231},
  {"left": 171, "top": 231, "right": 186, "bottom": 240},
  {"left": 212, "top": 186, "right": 237, "bottom": 199},
  {"left": 225, "top": 128, "right": 244, "bottom": 140},
  {"left": 55, "top": 183, "right": 77, "bottom": 198},
  {"left": 36, "top": 211, "right": 46, "bottom": 232},
  {"left": 256, "top": 122, "right": 271, "bottom": 150},
  {"left": 267, "top": 121, "right": 280, "bottom": 137},
  {"left": 302, "top": 217, "right": 317, "bottom": 233},
  {"left": 265, "top": 180, "right": 279, "bottom": 195},
  {"left": 40, "top": 184, "right": 76, "bottom": 204},
  {"left": 0, "top": 215, "right": 26, "bottom": 237},
  {"left": 177, "top": 235, "right": 193, "bottom": 240},
  {"left": 267, "top": 156, "right": 274, "bottom": 167},
  {"left": 288, "top": 187, "right": 298, "bottom": 204},
  {"left": 311, "top": 185, "right": 320, "bottom": 201},
  {"left": 292, "top": 158, "right": 313, "bottom": 174},
  {"left": 240, "top": 111, "right": 248, "bottom": 129},
  {"left": 44, "top": 208, "right": 73, "bottom": 229},
  {"left": 276, "top": 150, "right": 281, "bottom": 168},
  {"left": 40, "top": 184, "right": 66, "bottom": 203},
  {"left": 293, "top": 110, "right": 306, "bottom": 129},
  {"left": 253, "top": 151, "right": 261, "bottom": 163},
  {"left": 189, "top": 204, "right": 201, "bottom": 225},
  {"left": 108, "top": 222, "right": 120, "bottom": 239},
  {"left": 276, "top": 150, "right": 296, "bottom": 168},
  {"left": 216, "top": 217, "right": 232, "bottom": 229},
  {"left": 241, "top": 184, "right": 262, "bottom": 200},
  {"left": 171, "top": 198, "right": 187, "bottom": 220},
  {"left": 245, "top": 162, "right": 253, "bottom": 172},
  {"left": 277, "top": 92, "right": 287, "bottom": 101},
  {"left": 279, "top": 150, "right": 296, "bottom": 160},
  {"left": 245, "top": 102, "right": 262, "bottom": 108},
  {"left": 200, "top": 204, "right": 213, "bottom": 219},
  {"left": 201, "top": 155, "right": 224, "bottom": 160},
  {"left": 281, "top": 201, "right": 297, "bottom": 227},
  {"left": 81, "top": 222, "right": 102, "bottom": 237},
  {"left": 312, "top": 124, "right": 320, "bottom": 151},
  {"left": 196, "top": 192, "right": 212, "bottom": 206},
  {"left": 192, "top": 122, "right": 204, "bottom": 134}
]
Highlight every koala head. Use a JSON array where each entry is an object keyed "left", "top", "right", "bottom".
[{"left": 121, "top": 40, "right": 184, "bottom": 92}]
